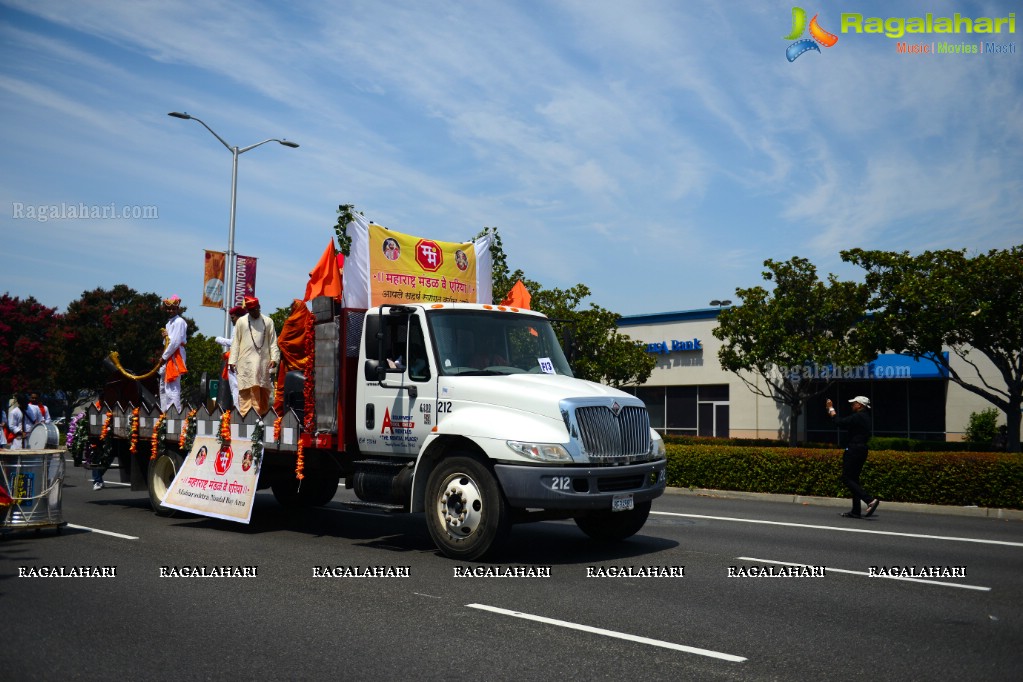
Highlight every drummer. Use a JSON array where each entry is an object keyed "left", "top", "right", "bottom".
[
  {"left": 8, "top": 394, "right": 42, "bottom": 450},
  {"left": 28, "top": 393, "right": 51, "bottom": 423}
]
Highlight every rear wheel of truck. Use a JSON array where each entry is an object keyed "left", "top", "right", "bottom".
[
  {"left": 574, "top": 500, "right": 651, "bottom": 542},
  {"left": 148, "top": 451, "right": 183, "bottom": 516},
  {"left": 425, "top": 455, "right": 510, "bottom": 561},
  {"left": 271, "top": 472, "right": 340, "bottom": 508}
]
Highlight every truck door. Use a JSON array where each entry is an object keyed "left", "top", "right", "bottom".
[{"left": 359, "top": 311, "right": 434, "bottom": 458}]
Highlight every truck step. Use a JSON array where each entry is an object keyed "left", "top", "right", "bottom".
[
  {"left": 353, "top": 459, "right": 412, "bottom": 470},
  {"left": 337, "top": 500, "right": 407, "bottom": 514}
]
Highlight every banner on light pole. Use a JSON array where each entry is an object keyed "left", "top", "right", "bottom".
[{"left": 202, "top": 250, "right": 226, "bottom": 308}]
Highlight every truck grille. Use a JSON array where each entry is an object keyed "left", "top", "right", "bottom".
[{"left": 573, "top": 405, "right": 652, "bottom": 463}]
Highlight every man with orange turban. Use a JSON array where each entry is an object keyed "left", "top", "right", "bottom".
[
  {"left": 159, "top": 295, "right": 188, "bottom": 412},
  {"left": 229, "top": 296, "right": 280, "bottom": 416}
]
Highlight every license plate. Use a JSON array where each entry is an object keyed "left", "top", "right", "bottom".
[{"left": 611, "top": 494, "right": 634, "bottom": 512}]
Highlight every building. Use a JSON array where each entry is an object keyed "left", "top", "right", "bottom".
[{"left": 617, "top": 308, "right": 1000, "bottom": 444}]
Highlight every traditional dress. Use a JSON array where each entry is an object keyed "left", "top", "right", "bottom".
[
  {"left": 229, "top": 303, "right": 280, "bottom": 416},
  {"left": 8, "top": 404, "right": 41, "bottom": 450},
  {"left": 159, "top": 302, "right": 188, "bottom": 413}
]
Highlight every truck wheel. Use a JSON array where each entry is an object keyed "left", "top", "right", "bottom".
[
  {"left": 425, "top": 455, "right": 510, "bottom": 561},
  {"left": 271, "top": 473, "right": 340, "bottom": 508},
  {"left": 574, "top": 500, "right": 652, "bottom": 542},
  {"left": 148, "top": 452, "right": 183, "bottom": 516}
]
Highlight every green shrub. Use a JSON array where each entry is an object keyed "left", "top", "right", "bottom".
[
  {"left": 665, "top": 443, "right": 1023, "bottom": 509},
  {"left": 964, "top": 408, "right": 1000, "bottom": 445}
]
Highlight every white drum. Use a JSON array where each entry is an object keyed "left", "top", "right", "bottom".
[{"left": 27, "top": 422, "right": 60, "bottom": 449}]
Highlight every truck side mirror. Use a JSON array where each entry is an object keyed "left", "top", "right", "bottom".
[{"left": 364, "top": 359, "right": 385, "bottom": 381}]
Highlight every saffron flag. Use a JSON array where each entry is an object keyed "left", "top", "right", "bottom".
[
  {"left": 500, "top": 280, "right": 531, "bottom": 309},
  {"left": 202, "top": 250, "right": 226, "bottom": 308},
  {"left": 304, "top": 240, "right": 343, "bottom": 302}
]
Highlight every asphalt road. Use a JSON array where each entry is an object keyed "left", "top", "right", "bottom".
[{"left": 2, "top": 464, "right": 1022, "bottom": 681}]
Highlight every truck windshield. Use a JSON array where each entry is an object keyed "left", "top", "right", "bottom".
[{"left": 428, "top": 310, "right": 574, "bottom": 377}]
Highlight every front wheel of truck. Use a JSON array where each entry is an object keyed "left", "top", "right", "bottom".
[
  {"left": 425, "top": 455, "right": 510, "bottom": 561},
  {"left": 574, "top": 500, "right": 651, "bottom": 542},
  {"left": 148, "top": 451, "right": 183, "bottom": 516}
]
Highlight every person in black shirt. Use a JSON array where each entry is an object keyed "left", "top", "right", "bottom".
[{"left": 826, "top": 396, "right": 880, "bottom": 518}]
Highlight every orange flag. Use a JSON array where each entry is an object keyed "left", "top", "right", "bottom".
[
  {"left": 274, "top": 300, "right": 313, "bottom": 413},
  {"left": 304, "top": 241, "right": 343, "bottom": 301},
  {"left": 500, "top": 280, "right": 531, "bottom": 309}
]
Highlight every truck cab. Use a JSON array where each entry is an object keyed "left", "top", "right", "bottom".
[{"left": 352, "top": 302, "right": 666, "bottom": 559}]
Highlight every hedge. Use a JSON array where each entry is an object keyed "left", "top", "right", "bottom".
[{"left": 665, "top": 444, "right": 1023, "bottom": 510}]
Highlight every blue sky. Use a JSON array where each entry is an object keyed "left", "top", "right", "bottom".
[{"left": 1, "top": 0, "right": 1020, "bottom": 337}]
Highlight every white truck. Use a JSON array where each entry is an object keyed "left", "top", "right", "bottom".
[{"left": 103, "top": 297, "right": 667, "bottom": 560}]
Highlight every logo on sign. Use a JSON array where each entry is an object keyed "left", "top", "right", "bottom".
[
  {"left": 214, "top": 446, "right": 234, "bottom": 475},
  {"left": 415, "top": 239, "right": 443, "bottom": 272}
]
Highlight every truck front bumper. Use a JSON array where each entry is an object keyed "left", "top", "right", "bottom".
[{"left": 494, "top": 459, "right": 666, "bottom": 510}]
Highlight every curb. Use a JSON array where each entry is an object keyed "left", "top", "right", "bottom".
[{"left": 664, "top": 486, "right": 1023, "bottom": 521}]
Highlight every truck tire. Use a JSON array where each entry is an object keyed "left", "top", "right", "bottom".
[
  {"left": 425, "top": 455, "right": 510, "bottom": 561},
  {"left": 574, "top": 500, "right": 651, "bottom": 542},
  {"left": 271, "top": 473, "right": 340, "bottom": 508},
  {"left": 148, "top": 451, "right": 183, "bottom": 516}
]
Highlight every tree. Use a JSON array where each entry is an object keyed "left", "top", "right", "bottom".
[
  {"left": 713, "top": 257, "right": 871, "bottom": 445},
  {"left": 478, "top": 227, "right": 655, "bottom": 387},
  {"left": 54, "top": 285, "right": 197, "bottom": 397},
  {"left": 0, "top": 293, "right": 60, "bottom": 400},
  {"left": 842, "top": 246, "right": 1023, "bottom": 452},
  {"left": 181, "top": 333, "right": 226, "bottom": 406}
]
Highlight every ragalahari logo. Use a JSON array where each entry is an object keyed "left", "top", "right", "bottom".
[{"left": 784, "top": 7, "right": 839, "bottom": 61}]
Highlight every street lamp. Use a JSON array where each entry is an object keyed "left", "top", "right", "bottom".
[
  {"left": 710, "top": 299, "right": 732, "bottom": 309},
  {"left": 168, "top": 111, "right": 299, "bottom": 336}
]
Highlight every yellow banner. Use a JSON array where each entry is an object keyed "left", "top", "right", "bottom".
[
  {"left": 202, "top": 250, "right": 226, "bottom": 308},
  {"left": 368, "top": 224, "right": 477, "bottom": 306}
]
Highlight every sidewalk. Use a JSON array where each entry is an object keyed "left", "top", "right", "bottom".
[{"left": 665, "top": 486, "right": 1023, "bottom": 521}]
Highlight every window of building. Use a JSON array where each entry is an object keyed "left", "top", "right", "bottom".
[{"left": 627, "top": 384, "right": 728, "bottom": 437}]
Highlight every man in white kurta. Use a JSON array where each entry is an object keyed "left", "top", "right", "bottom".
[
  {"left": 229, "top": 296, "right": 280, "bottom": 416},
  {"left": 8, "top": 395, "right": 42, "bottom": 450},
  {"left": 215, "top": 306, "right": 245, "bottom": 408},
  {"left": 158, "top": 296, "right": 188, "bottom": 413}
]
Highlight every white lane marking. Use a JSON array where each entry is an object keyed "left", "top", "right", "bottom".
[
  {"left": 652, "top": 511, "right": 1023, "bottom": 548},
  {"left": 66, "top": 524, "right": 139, "bottom": 540},
  {"left": 467, "top": 603, "right": 746, "bottom": 662},
  {"left": 737, "top": 557, "right": 992, "bottom": 592}
]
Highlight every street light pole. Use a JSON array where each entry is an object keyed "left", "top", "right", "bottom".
[{"left": 168, "top": 112, "right": 299, "bottom": 336}]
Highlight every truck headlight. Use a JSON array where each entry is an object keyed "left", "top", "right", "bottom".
[
  {"left": 506, "top": 440, "right": 572, "bottom": 463},
  {"left": 649, "top": 431, "right": 666, "bottom": 459}
]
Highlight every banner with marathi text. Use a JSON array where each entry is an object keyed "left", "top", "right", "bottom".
[
  {"left": 160, "top": 436, "right": 260, "bottom": 523},
  {"left": 341, "top": 214, "right": 493, "bottom": 310},
  {"left": 202, "top": 250, "right": 226, "bottom": 308},
  {"left": 367, "top": 223, "right": 479, "bottom": 307},
  {"left": 233, "top": 254, "right": 258, "bottom": 308}
]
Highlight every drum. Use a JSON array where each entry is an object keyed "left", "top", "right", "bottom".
[{"left": 27, "top": 422, "right": 60, "bottom": 450}]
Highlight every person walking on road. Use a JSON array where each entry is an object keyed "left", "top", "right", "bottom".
[
  {"left": 229, "top": 296, "right": 280, "bottom": 416},
  {"left": 827, "top": 396, "right": 880, "bottom": 519}
]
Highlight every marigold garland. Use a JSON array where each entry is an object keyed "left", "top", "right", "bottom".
[
  {"left": 128, "top": 407, "right": 140, "bottom": 455},
  {"left": 273, "top": 416, "right": 283, "bottom": 444},
  {"left": 295, "top": 441, "right": 305, "bottom": 481},
  {"left": 218, "top": 409, "right": 232, "bottom": 448},
  {"left": 296, "top": 312, "right": 316, "bottom": 481},
  {"left": 178, "top": 409, "right": 198, "bottom": 453},
  {"left": 95, "top": 411, "right": 115, "bottom": 470},
  {"left": 150, "top": 412, "right": 167, "bottom": 461}
]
